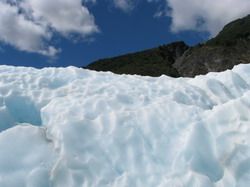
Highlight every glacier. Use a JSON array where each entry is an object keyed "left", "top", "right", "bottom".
[{"left": 0, "top": 64, "right": 250, "bottom": 187}]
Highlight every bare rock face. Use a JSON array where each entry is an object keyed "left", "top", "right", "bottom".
[
  {"left": 83, "top": 14, "right": 250, "bottom": 78},
  {"left": 174, "top": 44, "right": 250, "bottom": 77},
  {"left": 174, "top": 14, "right": 250, "bottom": 77}
]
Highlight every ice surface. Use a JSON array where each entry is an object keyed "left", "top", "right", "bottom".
[{"left": 0, "top": 64, "right": 250, "bottom": 186}]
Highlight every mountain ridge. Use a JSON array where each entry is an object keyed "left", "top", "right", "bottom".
[{"left": 83, "top": 14, "right": 250, "bottom": 77}]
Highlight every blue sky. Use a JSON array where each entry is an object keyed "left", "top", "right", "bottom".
[{"left": 0, "top": 0, "right": 250, "bottom": 68}]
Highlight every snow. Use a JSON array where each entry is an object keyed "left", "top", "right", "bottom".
[{"left": 0, "top": 64, "right": 250, "bottom": 186}]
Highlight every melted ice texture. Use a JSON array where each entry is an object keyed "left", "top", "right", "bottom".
[{"left": 0, "top": 64, "right": 250, "bottom": 187}]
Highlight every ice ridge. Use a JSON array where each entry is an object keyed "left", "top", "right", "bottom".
[{"left": 0, "top": 64, "right": 250, "bottom": 186}]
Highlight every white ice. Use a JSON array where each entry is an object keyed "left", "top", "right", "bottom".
[{"left": 0, "top": 64, "right": 250, "bottom": 187}]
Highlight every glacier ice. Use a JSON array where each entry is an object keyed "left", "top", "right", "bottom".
[{"left": 0, "top": 64, "right": 250, "bottom": 186}]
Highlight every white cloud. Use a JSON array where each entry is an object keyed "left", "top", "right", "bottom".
[
  {"left": 0, "top": 0, "right": 99, "bottom": 56},
  {"left": 166, "top": 0, "right": 250, "bottom": 36},
  {"left": 0, "top": 1, "right": 57, "bottom": 56},
  {"left": 22, "top": 0, "right": 99, "bottom": 36}
]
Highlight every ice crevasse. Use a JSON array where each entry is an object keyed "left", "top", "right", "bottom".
[{"left": 0, "top": 64, "right": 250, "bottom": 187}]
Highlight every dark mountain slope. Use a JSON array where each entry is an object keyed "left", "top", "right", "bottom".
[
  {"left": 176, "top": 15, "right": 250, "bottom": 77},
  {"left": 83, "top": 14, "right": 250, "bottom": 77},
  {"left": 84, "top": 41, "right": 188, "bottom": 77}
]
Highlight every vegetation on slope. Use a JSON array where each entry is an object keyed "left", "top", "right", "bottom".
[{"left": 84, "top": 42, "right": 188, "bottom": 77}]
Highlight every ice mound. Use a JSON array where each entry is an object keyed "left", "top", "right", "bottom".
[{"left": 0, "top": 65, "right": 250, "bottom": 186}]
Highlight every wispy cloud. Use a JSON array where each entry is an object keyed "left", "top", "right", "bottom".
[
  {"left": 111, "top": 0, "right": 138, "bottom": 12},
  {"left": 0, "top": 0, "right": 99, "bottom": 56}
]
